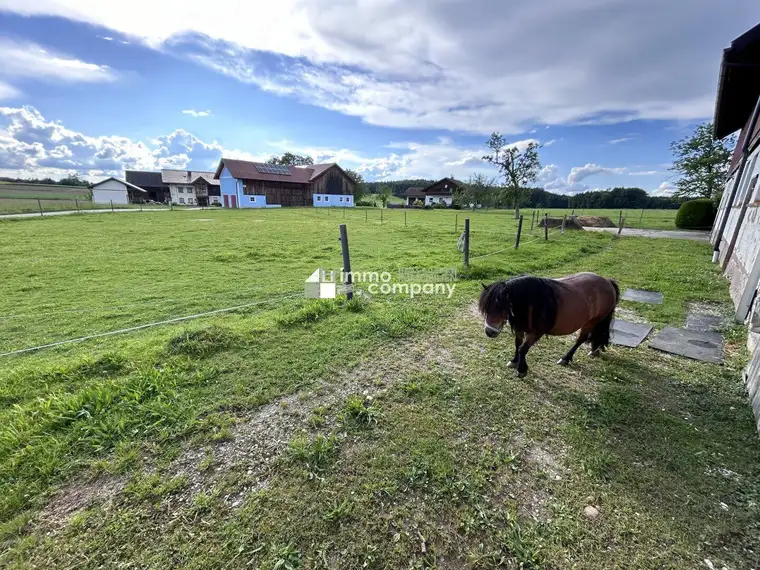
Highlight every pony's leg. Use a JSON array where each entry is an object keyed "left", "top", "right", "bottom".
[
  {"left": 516, "top": 333, "right": 542, "bottom": 378},
  {"left": 507, "top": 331, "right": 524, "bottom": 369},
  {"left": 558, "top": 325, "right": 594, "bottom": 365}
]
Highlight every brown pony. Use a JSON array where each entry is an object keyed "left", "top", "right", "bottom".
[{"left": 478, "top": 272, "right": 619, "bottom": 378}]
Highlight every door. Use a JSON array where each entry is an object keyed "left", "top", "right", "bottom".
[
  {"left": 223, "top": 195, "right": 229, "bottom": 208},
  {"left": 231, "top": 195, "right": 237, "bottom": 209}
]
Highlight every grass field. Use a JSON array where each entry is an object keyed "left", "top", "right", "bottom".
[{"left": 1, "top": 208, "right": 757, "bottom": 569}]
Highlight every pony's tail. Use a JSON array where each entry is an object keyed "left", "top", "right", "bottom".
[{"left": 589, "top": 279, "right": 619, "bottom": 351}]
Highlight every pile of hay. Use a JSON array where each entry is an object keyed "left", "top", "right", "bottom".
[
  {"left": 573, "top": 216, "right": 616, "bottom": 228},
  {"left": 538, "top": 216, "right": 582, "bottom": 230}
]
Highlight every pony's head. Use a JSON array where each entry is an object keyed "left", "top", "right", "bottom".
[{"left": 478, "top": 281, "right": 512, "bottom": 338}]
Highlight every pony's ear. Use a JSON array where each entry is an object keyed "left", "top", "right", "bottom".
[{"left": 481, "top": 282, "right": 488, "bottom": 290}]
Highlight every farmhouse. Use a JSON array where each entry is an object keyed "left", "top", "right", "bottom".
[
  {"left": 162, "top": 170, "right": 221, "bottom": 207},
  {"left": 214, "top": 158, "right": 356, "bottom": 208},
  {"left": 91, "top": 177, "right": 148, "bottom": 205},
  {"left": 710, "top": 21, "right": 760, "bottom": 432},
  {"left": 402, "top": 186, "right": 425, "bottom": 206},
  {"left": 419, "top": 177, "right": 463, "bottom": 206},
  {"left": 125, "top": 170, "right": 169, "bottom": 203}
]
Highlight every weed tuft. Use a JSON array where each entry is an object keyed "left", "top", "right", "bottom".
[
  {"left": 276, "top": 300, "right": 340, "bottom": 327},
  {"left": 341, "top": 395, "right": 380, "bottom": 427},
  {"left": 166, "top": 326, "right": 239, "bottom": 357},
  {"left": 287, "top": 434, "right": 338, "bottom": 480}
]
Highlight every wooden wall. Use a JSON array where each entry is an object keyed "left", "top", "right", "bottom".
[{"left": 241, "top": 168, "right": 355, "bottom": 207}]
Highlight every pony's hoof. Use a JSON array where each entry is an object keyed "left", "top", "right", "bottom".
[
  {"left": 517, "top": 371, "right": 527, "bottom": 379},
  {"left": 507, "top": 360, "right": 517, "bottom": 369},
  {"left": 587, "top": 349, "right": 600, "bottom": 358},
  {"left": 557, "top": 358, "right": 569, "bottom": 366}
]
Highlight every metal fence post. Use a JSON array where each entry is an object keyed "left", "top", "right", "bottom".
[
  {"left": 515, "top": 215, "right": 524, "bottom": 249},
  {"left": 464, "top": 218, "right": 470, "bottom": 267},
  {"left": 544, "top": 213, "right": 548, "bottom": 241},
  {"left": 339, "top": 224, "right": 353, "bottom": 301}
]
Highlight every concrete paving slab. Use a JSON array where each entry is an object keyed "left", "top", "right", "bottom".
[
  {"left": 649, "top": 327, "right": 723, "bottom": 363},
  {"left": 611, "top": 319, "right": 653, "bottom": 348},
  {"left": 621, "top": 289, "right": 664, "bottom": 304},
  {"left": 685, "top": 312, "right": 724, "bottom": 332}
]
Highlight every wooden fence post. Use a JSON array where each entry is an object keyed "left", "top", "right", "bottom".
[
  {"left": 37, "top": 198, "right": 43, "bottom": 217},
  {"left": 365, "top": 209, "right": 368, "bottom": 222},
  {"left": 75, "top": 198, "right": 80, "bottom": 213},
  {"left": 618, "top": 219, "right": 624, "bottom": 236},
  {"left": 515, "top": 215, "right": 524, "bottom": 249},
  {"left": 381, "top": 209, "right": 383, "bottom": 224},
  {"left": 405, "top": 210, "right": 407, "bottom": 227},
  {"left": 544, "top": 213, "right": 548, "bottom": 241},
  {"left": 561, "top": 214, "right": 567, "bottom": 235},
  {"left": 110, "top": 200, "right": 114, "bottom": 212},
  {"left": 639, "top": 209, "right": 644, "bottom": 224},
  {"left": 464, "top": 218, "right": 470, "bottom": 267},
  {"left": 339, "top": 224, "right": 353, "bottom": 301},
  {"left": 455, "top": 214, "right": 458, "bottom": 233}
]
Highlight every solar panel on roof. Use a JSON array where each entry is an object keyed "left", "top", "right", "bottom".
[{"left": 255, "top": 164, "right": 292, "bottom": 176}]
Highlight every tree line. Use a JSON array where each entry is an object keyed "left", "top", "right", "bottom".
[{"left": 0, "top": 174, "right": 90, "bottom": 187}]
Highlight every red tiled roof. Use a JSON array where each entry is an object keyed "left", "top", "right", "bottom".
[{"left": 214, "top": 158, "right": 341, "bottom": 184}]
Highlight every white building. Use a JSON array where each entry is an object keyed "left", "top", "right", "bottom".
[
  {"left": 711, "top": 22, "right": 760, "bottom": 433},
  {"left": 162, "top": 170, "right": 221, "bottom": 206},
  {"left": 91, "top": 177, "right": 148, "bottom": 205}
]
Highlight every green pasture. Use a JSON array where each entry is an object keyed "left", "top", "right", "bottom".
[{"left": 0, "top": 207, "right": 756, "bottom": 569}]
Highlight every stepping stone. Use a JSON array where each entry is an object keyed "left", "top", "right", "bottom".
[
  {"left": 621, "top": 289, "right": 664, "bottom": 304},
  {"left": 685, "top": 312, "right": 724, "bottom": 332},
  {"left": 649, "top": 327, "right": 723, "bottom": 364},
  {"left": 611, "top": 319, "right": 653, "bottom": 348}
]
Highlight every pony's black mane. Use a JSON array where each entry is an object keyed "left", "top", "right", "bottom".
[{"left": 479, "top": 275, "right": 559, "bottom": 333}]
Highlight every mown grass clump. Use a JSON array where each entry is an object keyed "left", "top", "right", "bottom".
[
  {"left": 276, "top": 299, "right": 340, "bottom": 327},
  {"left": 166, "top": 325, "right": 239, "bottom": 357},
  {"left": 340, "top": 394, "right": 380, "bottom": 427},
  {"left": 287, "top": 434, "right": 338, "bottom": 480}
]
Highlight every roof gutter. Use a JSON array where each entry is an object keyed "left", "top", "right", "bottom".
[{"left": 713, "top": 93, "right": 760, "bottom": 259}]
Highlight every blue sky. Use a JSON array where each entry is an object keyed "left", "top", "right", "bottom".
[{"left": 0, "top": 1, "right": 757, "bottom": 194}]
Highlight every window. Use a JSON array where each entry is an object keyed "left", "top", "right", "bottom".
[
  {"left": 179, "top": 197, "right": 185, "bottom": 204},
  {"left": 339, "top": 197, "right": 343, "bottom": 202},
  {"left": 178, "top": 187, "right": 184, "bottom": 193},
  {"left": 317, "top": 196, "right": 321, "bottom": 201},
  {"left": 750, "top": 175, "right": 759, "bottom": 203}
]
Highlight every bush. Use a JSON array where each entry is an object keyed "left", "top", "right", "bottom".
[
  {"left": 356, "top": 199, "right": 376, "bottom": 207},
  {"left": 675, "top": 199, "right": 716, "bottom": 229},
  {"left": 433, "top": 202, "right": 448, "bottom": 209}
]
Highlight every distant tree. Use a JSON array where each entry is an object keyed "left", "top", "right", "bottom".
[
  {"left": 455, "top": 173, "right": 497, "bottom": 208},
  {"left": 670, "top": 122, "right": 735, "bottom": 201},
  {"left": 344, "top": 169, "right": 367, "bottom": 202},
  {"left": 483, "top": 133, "right": 542, "bottom": 218},
  {"left": 378, "top": 185, "right": 393, "bottom": 207},
  {"left": 267, "top": 152, "right": 314, "bottom": 166},
  {"left": 58, "top": 174, "right": 89, "bottom": 187}
]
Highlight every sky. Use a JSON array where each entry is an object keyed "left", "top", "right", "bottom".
[{"left": 0, "top": 1, "right": 757, "bottom": 195}]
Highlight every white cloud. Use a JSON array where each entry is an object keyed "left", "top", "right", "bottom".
[
  {"left": 0, "top": 0, "right": 753, "bottom": 133},
  {"left": 0, "top": 81, "right": 20, "bottom": 101},
  {"left": 609, "top": 137, "right": 634, "bottom": 145},
  {"left": 651, "top": 181, "right": 676, "bottom": 196},
  {"left": 97, "top": 35, "right": 114, "bottom": 41},
  {"left": 0, "top": 38, "right": 115, "bottom": 83},
  {"left": 628, "top": 170, "right": 659, "bottom": 176},
  {"left": 567, "top": 163, "right": 625, "bottom": 185},
  {"left": 182, "top": 109, "right": 212, "bottom": 117}
]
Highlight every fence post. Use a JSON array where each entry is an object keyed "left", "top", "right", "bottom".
[
  {"left": 464, "top": 218, "right": 470, "bottom": 267},
  {"left": 339, "top": 224, "right": 353, "bottom": 301},
  {"left": 618, "top": 210, "right": 622, "bottom": 229},
  {"left": 618, "top": 218, "right": 624, "bottom": 236},
  {"left": 515, "top": 215, "right": 524, "bottom": 249},
  {"left": 455, "top": 214, "right": 458, "bottom": 233},
  {"left": 170, "top": 201, "right": 174, "bottom": 211},
  {"left": 544, "top": 213, "right": 548, "bottom": 241},
  {"left": 381, "top": 209, "right": 383, "bottom": 224},
  {"left": 110, "top": 200, "right": 114, "bottom": 212},
  {"left": 365, "top": 209, "right": 368, "bottom": 222},
  {"left": 639, "top": 209, "right": 644, "bottom": 224},
  {"left": 37, "top": 198, "right": 43, "bottom": 217},
  {"left": 405, "top": 210, "right": 407, "bottom": 227},
  {"left": 530, "top": 210, "right": 535, "bottom": 234},
  {"left": 75, "top": 198, "right": 80, "bottom": 213},
  {"left": 561, "top": 214, "right": 566, "bottom": 235}
]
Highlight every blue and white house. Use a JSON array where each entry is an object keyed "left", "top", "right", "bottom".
[{"left": 214, "top": 158, "right": 356, "bottom": 209}]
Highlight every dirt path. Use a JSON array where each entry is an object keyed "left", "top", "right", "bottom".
[{"left": 583, "top": 226, "right": 710, "bottom": 241}]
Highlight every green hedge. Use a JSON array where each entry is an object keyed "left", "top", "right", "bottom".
[{"left": 675, "top": 199, "right": 716, "bottom": 229}]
